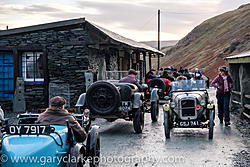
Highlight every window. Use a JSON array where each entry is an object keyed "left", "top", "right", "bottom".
[{"left": 22, "top": 52, "right": 44, "bottom": 82}]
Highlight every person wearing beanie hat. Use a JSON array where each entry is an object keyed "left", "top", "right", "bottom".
[
  {"left": 36, "top": 96, "right": 86, "bottom": 142},
  {"left": 211, "top": 66, "right": 233, "bottom": 126},
  {"left": 119, "top": 69, "right": 142, "bottom": 91},
  {"left": 194, "top": 68, "right": 202, "bottom": 80}
]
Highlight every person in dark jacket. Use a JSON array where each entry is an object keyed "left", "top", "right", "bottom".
[
  {"left": 160, "top": 70, "right": 175, "bottom": 81},
  {"left": 146, "top": 68, "right": 157, "bottom": 80},
  {"left": 178, "top": 67, "right": 184, "bottom": 74},
  {"left": 36, "top": 96, "right": 86, "bottom": 142},
  {"left": 183, "top": 69, "right": 192, "bottom": 80},
  {"left": 119, "top": 69, "right": 142, "bottom": 91},
  {"left": 211, "top": 66, "right": 233, "bottom": 126}
]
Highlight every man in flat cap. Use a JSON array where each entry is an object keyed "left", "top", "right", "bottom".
[
  {"left": 36, "top": 96, "right": 86, "bottom": 142},
  {"left": 119, "top": 69, "right": 142, "bottom": 91}
]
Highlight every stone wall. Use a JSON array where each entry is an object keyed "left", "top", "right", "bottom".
[
  {"left": 25, "top": 83, "right": 45, "bottom": 111},
  {"left": 0, "top": 25, "right": 90, "bottom": 111}
]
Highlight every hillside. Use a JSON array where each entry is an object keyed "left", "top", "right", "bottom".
[{"left": 161, "top": 4, "right": 250, "bottom": 80}]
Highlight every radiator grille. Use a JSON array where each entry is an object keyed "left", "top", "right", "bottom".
[{"left": 181, "top": 100, "right": 195, "bottom": 117}]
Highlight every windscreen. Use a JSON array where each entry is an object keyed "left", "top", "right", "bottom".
[{"left": 171, "top": 80, "right": 206, "bottom": 91}]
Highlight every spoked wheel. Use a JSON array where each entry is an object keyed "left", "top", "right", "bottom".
[
  {"left": 133, "top": 107, "right": 144, "bottom": 133},
  {"left": 209, "top": 109, "right": 215, "bottom": 140},
  {"left": 164, "top": 111, "right": 170, "bottom": 139},
  {"left": 151, "top": 101, "right": 159, "bottom": 122}
]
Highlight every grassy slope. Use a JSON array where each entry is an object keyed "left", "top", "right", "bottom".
[{"left": 161, "top": 4, "right": 250, "bottom": 80}]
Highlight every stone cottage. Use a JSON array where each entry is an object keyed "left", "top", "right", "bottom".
[
  {"left": 0, "top": 18, "right": 164, "bottom": 112},
  {"left": 225, "top": 50, "right": 250, "bottom": 119}
]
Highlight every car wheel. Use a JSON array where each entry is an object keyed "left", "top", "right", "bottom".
[
  {"left": 115, "top": 84, "right": 132, "bottom": 101},
  {"left": 133, "top": 108, "right": 144, "bottom": 133},
  {"left": 66, "top": 145, "right": 81, "bottom": 167},
  {"left": 209, "top": 109, "right": 215, "bottom": 140},
  {"left": 86, "top": 81, "right": 121, "bottom": 115},
  {"left": 151, "top": 101, "right": 159, "bottom": 122},
  {"left": 148, "top": 78, "right": 166, "bottom": 96},
  {"left": 164, "top": 111, "right": 170, "bottom": 138},
  {"left": 86, "top": 128, "right": 100, "bottom": 167}
]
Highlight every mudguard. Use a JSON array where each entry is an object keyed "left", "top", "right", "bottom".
[
  {"left": 150, "top": 88, "right": 159, "bottom": 102},
  {"left": 86, "top": 126, "right": 99, "bottom": 157},
  {"left": 75, "top": 93, "right": 86, "bottom": 107},
  {"left": 132, "top": 93, "right": 142, "bottom": 109},
  {"left": 163, "top": 103, "right": 172, "bottom": 116}
]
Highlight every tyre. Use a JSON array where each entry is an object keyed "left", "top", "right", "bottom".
[
  {"left": 164, "top": 111, "right": 170, "bottom": 138},
  {"left": 86, "top": 130, "right": 100, "bottom": 167},
  {"left": 133, "top": 108, "right": 144, "bottom": 133},
  {"left": 114, "top": 84, "right": 132, "bottom": 101},
  {"left": 148, "top": 78, "right": 166, "bottom": 92},
  {"left": 209, "top": 109, "right": 215, "bottom": 140},
  {"left": 66, "top": 145, "right": 81, "bottom": 167},
  {"left": 151, "top": 101, "right": 159, "bottom": 122},
  {"left": 86, "top": 81, "right": 121, "bottom": 115}
]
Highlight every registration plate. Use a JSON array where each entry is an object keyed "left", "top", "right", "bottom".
[
  {"left": 119, "top": 101, "right": 132, "bottom": 111},
  {"left": 5, "top": 125, "right": 51, "bottom": 135},
  {"left": 178, "top": 120, "right": 200, "bottom": 127}
]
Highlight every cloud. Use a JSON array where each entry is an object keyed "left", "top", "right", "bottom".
[
  {"left": 0, "top": 4, "right": 61, "bottom": 15},
  {"left": 75, "top": 0, "right": 221, "bottom": 38},
  {"left": 0, "top": 1, "right": 223, "bottom": 40},
  {"left": 0, "top": 0, "right": 248, "bottom": 41}
]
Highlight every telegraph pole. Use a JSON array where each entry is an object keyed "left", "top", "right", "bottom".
[{"left": 157, "top": 9, "right": 160, "bottom": 72}]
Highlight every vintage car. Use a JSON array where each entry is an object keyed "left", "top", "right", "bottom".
[
  {"left": 76, "top": 80, "right": 160, "bottom": 133},
  {"left": 145, "top": 78, "right": 171, "bottom": 100},
  {"left": 163, "top": 80, "right": 215, "bottom": 139},
  {"left": 0, "top": 112, "right": 100, "bottom": 167}
]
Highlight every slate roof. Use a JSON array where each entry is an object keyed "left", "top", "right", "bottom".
[
  {"left": 0, "top": 18, "right": 164, "bottom": 55},
  {"left": 224, "top": 50, "right": 250, "bottom": 59}
]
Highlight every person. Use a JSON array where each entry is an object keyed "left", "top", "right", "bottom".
[
  {"left": 36, "top": 96, "right": 86, "bottom": 142},
  {"left": 146, "top": 68, "right": 157, "bottom": 80},
  {"left": 160, "top": 70, "right": 174, "bottom": 81},
  {"left": 119, "top": 69, "right": 142, "bottom": 91},
  {"left": 194, "top": 68, "right": 202, "bottom": 80},
  {"left": 173, "top": 76, "right": 187, "bottom": 90},
  {"left": 172, "top": 71, "right": 180, "bottom": 79},
  {"left": 159, "top": 68, "right": 164, "bottom": 76},
  {"left": 183, "top": 69, "right": 192, "bottom": 80},
  {"left": 211, "top": 66, "right": 233, "bottom": 126},
  {"left": 178, "top": 67, "right": 184, "bottom": 74},
  {"left": 176, "top": 75, "right": 187, "bottom": 81}
]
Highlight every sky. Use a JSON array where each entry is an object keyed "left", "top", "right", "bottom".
[{"left": 0, "top": 0, "right": 249, "bottom": 41}]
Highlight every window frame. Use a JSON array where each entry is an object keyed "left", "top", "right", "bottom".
[{"left": 21, "top": 51, "right": 44, "bottom": 82}]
